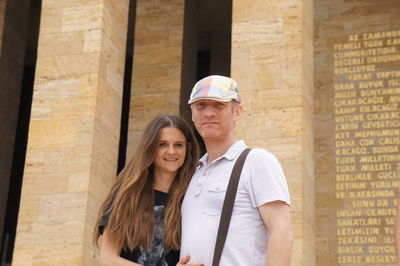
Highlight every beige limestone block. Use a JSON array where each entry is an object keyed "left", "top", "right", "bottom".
[
  {"left": 67, "top": 171, "right": 91, "bottom": 192},
  {"left": 37, "top": 192, "right": 87, "bottom": 222},
  {"left": 15, "top": 193, "right": 41, "bottom": 223},
  {"left": 80, "top": 73, "right": 99, "bottom": 98},
  {"left": 23, "top": 173, "right": 68, "bottom": 195},
  {"left": 42, "top": 146, "right": 92, "bottom": 173},
  {"left": 34, "top": 76, "right": 81, "bottom": 99},
  {"left": 61, "top": 4, "right": 103, "bottom": 32},
  {"left": 135, "top": 30, "right": 170, "bottom": 46},
  {"left": 35, "top": 53, "right": 101, "bottom": 79},
  {"left": 11, "top": 246, "right": 34, "bottom": 266},
  {"left": 50, "top": 97, "right": 96, "bottom": 121},
  {"left": 38, "top": 7, "right": 63, "bottom": 34},
  {"left": 131, "top": 94, "right": 166, "bottom": 111},
  {"left": 232, "top": 19, "right": 284, "bottom": 46},
  {"left": 42, "top": 0, "right": 101, "bottom": 9},
  {"left": 31, "top": 244, "right": 82, "bottom": 266},
  {"left": 252, "top": 89, "right": 302, "bottom": 109},
  {"left": 24, "top": 150, "right": 45, "bottom": 175},
  {"left": 38, "top": 31, "right": 84, "bottom": 56},
  {"left": 238, "top": 108, "right": 302, "bottom": 139},
  {"left": 29, "top": 119, "right": 76, "bottom": 149},
  {"left": 74, "top": 117, "right": 95, "bottom": 147},
  {"left": 83, "top": 29, "right": 102, "bottom": 53}
]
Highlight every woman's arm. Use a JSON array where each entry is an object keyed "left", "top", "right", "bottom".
[{"left": 99, "top": 231, "right": 141, "bottom": 266}]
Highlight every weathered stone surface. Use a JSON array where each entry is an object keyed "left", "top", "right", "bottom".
[
  {"left": 314, "top": 0, "right": 400, "bottom": 265},
  {"left": 13, "top": 0, "right": 129, "bottom": 265},
  {"left": 127, "top": 0, "right": 184, "bottom": 158},
  {"left": 232, "top": 0, "right": 314, "bottom": 265}
]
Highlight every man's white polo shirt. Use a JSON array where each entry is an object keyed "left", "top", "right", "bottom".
[{"left": 180, "top": 140, "right": 291, "bottom": 266}]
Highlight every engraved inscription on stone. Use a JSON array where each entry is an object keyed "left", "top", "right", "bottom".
[{"left": 333, "top": 29, "right": 400, "bottom": 265}]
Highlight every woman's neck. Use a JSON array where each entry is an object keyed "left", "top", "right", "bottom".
[{"left": 153, "top": 169, "right": 176, "bottom": 193}]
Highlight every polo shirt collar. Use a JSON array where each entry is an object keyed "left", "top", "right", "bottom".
[{"left": 199, "top": 140, "right": 247, "bottom": 166}]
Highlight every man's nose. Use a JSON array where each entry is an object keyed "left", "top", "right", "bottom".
[{"left": 204, "top": 106, "right": 216, "bottom": 116}]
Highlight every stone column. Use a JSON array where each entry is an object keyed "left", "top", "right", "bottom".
[
  {"left": 231, "top": 0, "right": 314, "bottom": 265},
  {"left": 12, "top": 0, "right": 129, "bottom": 265},
  {"left": 127, "top": 0, "right": 185, "bottom": 157}
]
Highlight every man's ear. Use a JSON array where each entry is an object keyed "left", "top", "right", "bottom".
[{"left": 234, "top": 104, "right": 243, "bottom": 121}]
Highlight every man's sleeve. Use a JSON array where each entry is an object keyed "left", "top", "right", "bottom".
[{"left": 245, "top": 148, "right": 291, "bottom": 208}]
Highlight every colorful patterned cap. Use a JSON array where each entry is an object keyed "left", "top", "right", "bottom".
[{"left": 188, "top": 75, "right": 241, "bottom": 104}]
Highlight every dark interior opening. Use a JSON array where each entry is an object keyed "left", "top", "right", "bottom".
[
  {"left": 180, "top": 0, "right": 232, "bottom": 156},
  {"left": 117, "top": 0, "right": 137, "bottom": 174},
  {"left": 0, "top": 0, "right": 41, "bottom": 264}
]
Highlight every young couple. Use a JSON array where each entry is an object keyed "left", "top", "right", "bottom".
[{"left": 93, "top": 75, "right": 293, "bottom": 266}]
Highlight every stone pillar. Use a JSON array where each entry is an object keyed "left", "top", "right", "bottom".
[
  {"left": 127, "top": 0, "right": 185, "bottom": 157},
  {"left": 231, "top": 0, "right": 314, "bottom": 265},
  {"left": 12, "top": 0, "right": 129, "bottom": 265}
]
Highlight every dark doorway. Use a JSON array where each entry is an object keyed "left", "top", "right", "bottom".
[
  {"left": 117, "top": 0, "right": 137, "bottom": 174},
  {"left": 180, "top": 0, "right": 232, "bottom": 155},
  {"left": 0, "top": 0, "right": 41, "bottom": 264}
]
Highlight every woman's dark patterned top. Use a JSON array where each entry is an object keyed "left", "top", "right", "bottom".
[{"left": 99, "top": 190, "right": 180, "bottom": 266}]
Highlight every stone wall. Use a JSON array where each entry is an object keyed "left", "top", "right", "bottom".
[
  {"left": 232, "top": 0, "right": 314, "bottom": 265},
  {"left": 315, "top": 0, "right": 400, "bottom": 265},
  {"left": 127, "top": 0, "right": 185, "bottom": 158},
  {"left": 12, "top": 0, "right": 129, "bottom": 265}
]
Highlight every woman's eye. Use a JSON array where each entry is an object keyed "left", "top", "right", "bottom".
[
  {"left": 159, "top": 143, "right": 167, "bottom": 147},
  {"left": 174, "top": 143, "right": 184, "bottom": 147}
]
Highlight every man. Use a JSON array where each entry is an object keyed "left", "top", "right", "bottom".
[{"left": 179, "top": 75, "right": 293, "bottom": 266}]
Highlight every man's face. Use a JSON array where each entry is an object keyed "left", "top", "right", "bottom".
[{"left": 191, "top": 99, "right": 242, "bottom": 141}]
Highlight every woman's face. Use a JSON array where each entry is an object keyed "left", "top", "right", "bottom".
[{"left": 154, "top": 127, "right": 187, "bottom": 176}]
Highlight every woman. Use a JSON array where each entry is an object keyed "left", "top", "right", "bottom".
[{"left": 93, "top": 114, "right": 200, "bottom": 266}]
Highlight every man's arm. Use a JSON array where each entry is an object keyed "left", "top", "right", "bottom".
[
  {"left": 258, "top": 200, "right": 293, "bottom": 266},
  {"left": 395, "top": 192, "right": 400, "bottom": 262}
]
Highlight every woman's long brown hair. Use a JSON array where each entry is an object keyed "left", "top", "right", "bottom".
[{"left": 93, "top": 114, "right": 199, "bottom": 251}]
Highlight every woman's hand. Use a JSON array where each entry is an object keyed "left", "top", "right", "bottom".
[{"left": 176, "top": 255, "right": 203, "bottom": 266}]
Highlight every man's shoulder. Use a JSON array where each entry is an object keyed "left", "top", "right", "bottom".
[{"left": 247, "top": 147, "right": 279, "bottom": 162}]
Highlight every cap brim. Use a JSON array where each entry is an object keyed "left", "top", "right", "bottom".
[{"left": 188, "top": 96, "right": 235, "bottom": 104}]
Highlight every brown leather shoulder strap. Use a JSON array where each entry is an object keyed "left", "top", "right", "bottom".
[{"left": 212, "top": 148, "right": 251, "bottom": 266}]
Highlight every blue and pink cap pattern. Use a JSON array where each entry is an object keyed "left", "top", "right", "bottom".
[{"left": 188, "top": 75, "right": 241, "bottom": 104}]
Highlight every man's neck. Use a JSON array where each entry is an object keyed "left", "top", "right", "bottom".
[{"left": 204, "top": 136, "right": 237, "bottom": 163}]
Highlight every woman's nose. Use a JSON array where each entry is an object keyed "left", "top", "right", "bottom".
[{"left": 167, "top": 145, "right": 176, "bottom": 153}]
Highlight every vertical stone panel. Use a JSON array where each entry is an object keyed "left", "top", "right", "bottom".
[
  {"left": 12, "top": 0, "right": 129, "bottom": 265},
  {"left": 127, "top": 0, "right": 185, "bottom": 158},
  {"left": 315, "top": 1, "right": 400, "bottom": 265},
  {"left": 231, "top": 0, "right": 314, "bottom": 265}
]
